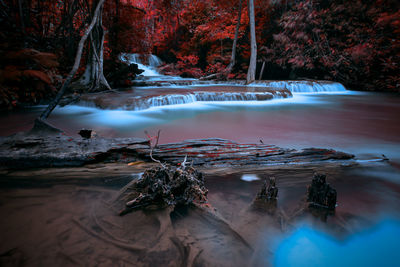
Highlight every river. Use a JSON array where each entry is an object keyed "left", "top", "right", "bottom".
[{"left": 1, "top": 60, "right": 400, "bottom": 266}]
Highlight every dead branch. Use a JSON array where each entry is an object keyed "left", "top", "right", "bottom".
[{"left": 144, "top": 130, "right": 165, "bottom": 168}]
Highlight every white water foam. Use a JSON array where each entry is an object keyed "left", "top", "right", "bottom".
[
  {"left": 248, "top": 80, "right": 347, "bottom": 93},
  {"left": 241, "top": 174, "right": 260, "bottom": 182},
  {"left": 120, "top": 53, "right": 162, "bottom": 77}
]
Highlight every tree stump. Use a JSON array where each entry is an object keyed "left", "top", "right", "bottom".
[
  {"left": 118, "top": 165, "right": 208, "bottom": 216},
  {"left": 307, "top": 173, "right": 337, "bottom": 210}
]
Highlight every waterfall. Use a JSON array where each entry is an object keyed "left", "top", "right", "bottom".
[
  {"left": 81, "top": 90, "right": 291, "bottom": 111},
  {"left": 120, "top": 53, "right": 163, "bottom": 77},
  {"left": 126, "top": 91, "right": 286, "bottom": 110},
  {"left": 248, "top": 80, "right": 347, "bottom": 93}
]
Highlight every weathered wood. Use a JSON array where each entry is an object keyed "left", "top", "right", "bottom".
[
  {"left": 0, "top": 135, "right": 355, "bottom": 170},
  {"left": 226, "top": 0, "right": 242, "bottom": 75},
  {"left": 246, "top": 0, "right": 257, "bottom": 84}
]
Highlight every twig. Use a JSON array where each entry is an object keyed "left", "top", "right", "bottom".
[
  {"left": 180, "top": 155, "right": 188, "bottom": 170},
  {"left": 144, "top": 130, "right": 166, "bottom": 168}
]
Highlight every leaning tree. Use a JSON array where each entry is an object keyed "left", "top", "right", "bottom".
[{"left": 38, "top": 0, "right": 108, "bottom": 124}]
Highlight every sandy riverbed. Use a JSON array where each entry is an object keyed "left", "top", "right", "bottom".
[{"left": 1, "top": 161, "right": 400, "bottom": 266}]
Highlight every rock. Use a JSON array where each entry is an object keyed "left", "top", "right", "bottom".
[
  {"left": 117, "top": 165, "right": 208, "bottom": 215},
  {"left": 307, "top": 173, "right": 337, "bottom": 210},
  {"left": 78, "top": 129, "right": 93, "bottom": 139}
]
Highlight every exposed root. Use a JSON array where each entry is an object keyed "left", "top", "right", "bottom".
[
  {"left": 170, "top": 236, "right": 190, "bottom": 267},
  {"left": 191, "top": 249, "right": 204, "bottom": 267},
  {"left": 153, "top": 207, "right": 175, "bottom": 242},
  {"left": 117, "top": 165, "right": 207, "bottom": 216}
]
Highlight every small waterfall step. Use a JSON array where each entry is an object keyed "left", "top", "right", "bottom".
[
  {"left": 79, "top": 87, "right": 292, "bottom": 111},
  {"left": 130, "top": 79, "right": 347, "bottom": 93}
]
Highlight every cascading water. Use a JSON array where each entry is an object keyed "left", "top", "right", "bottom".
[
  {"left": 79, "top": 88, "right": 292, "bottom": 111},
  {"left": 119, "top": 53, "right": 347, "bottom": 94},
  {"left": 248, "top": 80, "right": 347, "bottom": 93},
  {"left": 120, "top": 53, "right": 162, "bottom": 77}
]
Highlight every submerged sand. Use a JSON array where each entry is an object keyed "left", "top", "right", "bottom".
[{"left": 1, "top": 162, "right": 400, "bottom": 266}]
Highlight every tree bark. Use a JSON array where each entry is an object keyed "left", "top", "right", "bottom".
[
  {"left": 18, "top": 0, "right": 26, "bottom": 47},
  {"left": 80, "top": 2, "right": 111, "bottom": 91},
  {"left": 259, "top": 61, "right": 265, "bottom": 80},
  {"left": 39, "top": 0, "right": 106, "bottom": 120},
  {"left": 225, "top": 0, "right": 243, "bottom": 76},
  {"left": 246, "top": 0, "right": 257, "bottom": 84}
]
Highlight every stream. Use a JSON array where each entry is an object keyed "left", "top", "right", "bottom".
[{"left": 1, "top": 55, "right": 400, "bottom": 266}]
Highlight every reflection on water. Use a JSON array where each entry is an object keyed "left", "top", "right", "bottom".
[
  {"left": 1, "top": 91, "right": 399, "bottom": 162},
  {"left": 240, "top": 174, "right": 260, "bottom": 182},
  {"left": 274, "top": 219, "right": 400, "bottom": 267}
]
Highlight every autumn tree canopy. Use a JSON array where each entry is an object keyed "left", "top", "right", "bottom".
[{"left": 0, "top": 0, "right": 399, "bottom": 109}]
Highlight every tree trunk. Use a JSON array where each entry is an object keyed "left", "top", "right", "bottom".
[
  {"left": 246, "top": 0, "right": 257, "bottom": 84},
  {"left": 18, "top": 0, "right": 26, "bottom": 46},
  {"left": 80, "top": 2, "right": 111, "bottom": 91},
  {"left": 109, "top": 0, "right": 120, "bottom": 61},
  {"left": 259, "top": 61, "right": 265, "bottom": 80},
  {"left": 39, "top": 0, "right": 106, "bottom": 121},
  {"left": 225, "top": 0, "right": 242, "bottom": 76}
]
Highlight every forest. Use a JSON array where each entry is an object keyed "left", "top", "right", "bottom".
[
  {"left": 0, "top": 0, "right": 399, "bottom": 110},
  {"left": 1, "top": 1, "right": 400, "bottom": 266}
]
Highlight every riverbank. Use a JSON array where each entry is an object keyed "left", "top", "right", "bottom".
[{"left": 1, "top": 158, "right": 399, "bottom": 266}]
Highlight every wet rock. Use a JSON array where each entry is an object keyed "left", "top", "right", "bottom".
[
  {"left": 78, "top": 129, "right": 92, "bottom": 139},
  {"left": 118, "top": 165, "right": 208, "bottom": 215},
  {"left": 307, "top": 173, "right": 337, "bottom": 210}
]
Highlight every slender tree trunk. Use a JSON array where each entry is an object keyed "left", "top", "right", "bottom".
[
  {"left": 17, "top": 0, "right": 25, "bottom": 32},
  {"left": 225, "top": 0, "right": 242, "bottom": 75},
  {"left": 18, "top": 0, "right": 26, "bottom": 46},
  {"left": 81, "top": 2, "right": 111, "bottom": 91},
  {"left": 39, "top": 0, "right": 106, "bottom": 120},
  {"left": 109, "top": 0, "right": 120, "bottom": 61},
  {"left": 246, "top": 0, "right": 257, "bottom": 84},
  {"left": 259, "top": 61, "right": 265, "bottom": 80}
]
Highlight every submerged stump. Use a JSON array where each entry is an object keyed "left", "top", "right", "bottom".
[
  {"left": 253, "top": 177, "right": 278, "bottom": 213},
  {"left": 307, "top": 173, "right": 337, "bottom": 210},
  {"left": 256, "top": 177, "right": 278, "bottom": 201},
  {"left": 118, "top": 165, "right": 208, "bottom": 215}
]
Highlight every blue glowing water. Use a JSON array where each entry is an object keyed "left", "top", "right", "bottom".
[{"left": 273, "top": 219, "right": 400, "bottom": 267}]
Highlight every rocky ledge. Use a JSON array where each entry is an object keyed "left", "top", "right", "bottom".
[{"left": 0, "top": 134, "right": 354, "bottom": 170}]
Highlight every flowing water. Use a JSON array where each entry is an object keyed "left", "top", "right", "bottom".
[{"left": 1, "top": 56, "right": 400, "bottom": 266}]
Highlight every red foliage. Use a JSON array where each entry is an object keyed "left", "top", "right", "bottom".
[
  {"left": 264, "top": 0, "right": 400, "bottom": 91},
  {"left": 1, "top": 0, "right": 399, "bottom": 104}
]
